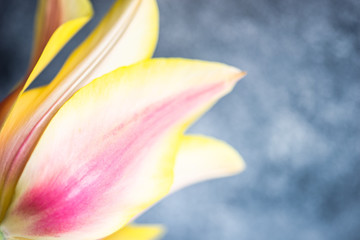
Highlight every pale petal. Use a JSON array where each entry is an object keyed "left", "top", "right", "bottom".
[
  {"left": 103, "top": 225, "right": 164, "bottom": 240},
  {"left": 0, "top": 0, "right": 158, "bottom": 219},
  {"left": 11, "top": 0, "right": 159, "bottom": 125},
  {"left": 171, "top": 135, "right": 245, "bottom": 192},
  {"left": 0, "top": 58, "right": 244, "bottom": 240},
  {"left": 0, "top": 0, "right": 93, "bottom": 129},
  {"left": 0, "top": 0, "right": 93, "bottom": 201},
  {"left": 131, "top": 134, "right": 245, "bottom": 220}
]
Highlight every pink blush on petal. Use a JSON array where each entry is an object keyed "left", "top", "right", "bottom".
[{"left": 14, "top": 81, "right": 228, "bottom": 236}]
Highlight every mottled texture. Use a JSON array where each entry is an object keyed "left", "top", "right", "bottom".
[{"left": 0, "top": 0, "right": 359, "bottom": 240}]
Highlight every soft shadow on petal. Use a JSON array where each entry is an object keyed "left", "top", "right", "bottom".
[{"left": 0, "top": 58, "right": 244, "bottom": 240}]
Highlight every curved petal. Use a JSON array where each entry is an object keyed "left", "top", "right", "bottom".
[
  {"left": 171, "top": 135, "right": 245, "bottom": 192},
  {"left": 0, "top": 58, "right": 244, "bottom": 240},
  {"left": 0, "top": 87, "right": 46, "bottom": 220},
  {"left": 103, "top": 225, "right": 164, "bottom": 240},
  {"left": 28, "top": 0, "right": 94, "bottom": 87},
  {"left": 0, "top": 0, "right": 158, "bottom": 220},
  {"left": 0, "top": 0, "right": 93, "bottom": 129},
  {"left": 131, "top": 134, "right": 245, "bottom": 220}
]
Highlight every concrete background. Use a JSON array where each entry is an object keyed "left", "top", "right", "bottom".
[{"left": 0, "top": 0, "right": 359, "bottom": 239}]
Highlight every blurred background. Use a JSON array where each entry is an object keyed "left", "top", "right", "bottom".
[{"left": 0, "top": 0, "right": 359, "bottom": 239}]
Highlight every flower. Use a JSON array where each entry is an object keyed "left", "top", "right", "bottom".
[{"left": 0, "top": 0, "right": 246, "bottom": 239}]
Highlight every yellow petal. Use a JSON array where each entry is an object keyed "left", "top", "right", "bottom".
[
  {"left": 103, "top": 225, "right": 164, "bottom": 240},
  {"left": 0, "top": 58, "right": 244, "bottom": 239},
  {"left": 23, "top": 0, "right": 159, "bottom": 124},
  {"left": 0, "top": 0, "right": 93, "bottom": 129},
  {"left": 28, "top": 0, "right": 94, "bottom": 88},
  {"left": 0, "top": 87, "right": 45, "bottom": 220},
  {"left": 131, "top": 134, "right": 245, "bottom": 220},
  {"left": 0, "top": 0, "right": 158, "bottom": 220},
  {"left": 171, "top": 135, "right": 245, "bottom": 192},
  {"left": 62, "top": 0, "right": 159, "bottom": 82}
]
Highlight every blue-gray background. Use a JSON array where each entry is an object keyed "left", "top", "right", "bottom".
[{"left": 0, "top": 0, "right": 359, "bottom": 239}]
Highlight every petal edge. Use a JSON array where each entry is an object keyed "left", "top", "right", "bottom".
[{"left": 171, "top": 135, "right": 245, "bottom": 192}]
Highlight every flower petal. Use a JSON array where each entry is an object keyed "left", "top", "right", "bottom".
[
  {"left": 67, "top": 0, "right": 159, "bottom": 81},
  {"left": 0, "top": 0, "right": 93, "bottom": 129},
  {"left": 0, "top": 0, "right": 158, "bottom": 220},
  {"left": 28, "top": 0, "right": 94, "bottom": 88},
  {"left": 171, "top": 135, "right": 245, "bottom": 192},
  {"left": 103, "top": 225, "right": 164, "bottom": 240},
  {"left": 130, "top": 134, "right": 245, "bottom": 220},
  {"left": 0, "top": 58, "right": 244, "bottom": 239},
  {"left": 0, "top": 86, "right": 50, "bottom": 220}
]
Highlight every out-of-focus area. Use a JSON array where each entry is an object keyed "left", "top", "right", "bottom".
[{"left": 0, "top": 0, "right": 359, "bottom": 239}]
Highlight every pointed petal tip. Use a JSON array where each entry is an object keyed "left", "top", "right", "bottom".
[
  {"left": 237, "top": 70, "right": 247, "bottom": 79},
  {"left": 171, "top": 135, "right": 245, "bottom": 192},
  {"left": 156, "top": 58, "right": 246, "bottom": 88},
  {"left": 230, "top": 70, "right": 246, "bottom": 86},
  {"left": 227, "top": 146, "right": 246, "bottom": 175},
  {"left": 228, "top": 66, "right": 246, "bottom": 82},
  {"left": 198, "top": 134, "right": 246, "bottom": 177}
]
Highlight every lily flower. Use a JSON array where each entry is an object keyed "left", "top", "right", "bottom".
[{"left": 0, "top": 0, "right": 246, "bottom": 239}]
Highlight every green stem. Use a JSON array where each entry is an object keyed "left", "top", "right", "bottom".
[{"left": 0, "top": 231, "right": 4, "bottom": 240}]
